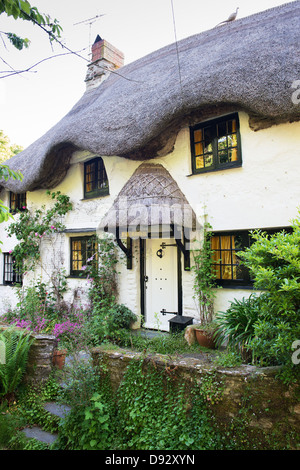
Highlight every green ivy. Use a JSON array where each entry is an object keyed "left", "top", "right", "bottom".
[{"left": 116, "top": 358, "right": 224, "bottom": 450}]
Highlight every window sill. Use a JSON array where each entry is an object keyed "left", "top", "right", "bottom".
[
  {"left": 67, "top": 275, "right": 89, "bottom": 279},
  {"left": 214, "top": 283, "right": 255, "bottom": 290},
  {"left": 0, "top": 283, "right": 22, "bottom": 287},
  {"left": 187, "top": 163, "right": 242, "bottom": 176},
  {"left": 82, "top": 192, "right": 109, "bottom": 201}
]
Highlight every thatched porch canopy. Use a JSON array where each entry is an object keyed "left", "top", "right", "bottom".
[
  {"left": 1, "top": 2, "right": 299, "bottom": 193},
  {"left": 98, "top": 163, "right": 197, "bottom": 236}
]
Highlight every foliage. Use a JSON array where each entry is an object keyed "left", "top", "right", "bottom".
[
  {"left": 0, "top": 402, "right": 25, "bottom": 449},
  {"left": 192, "top": 222, "right": 218, "bottom": 326},
  {"left": 0, "top": 327, "right": 34, "bottom": 399},
  {"left": 4, "top": 281, "right": 90, "bottom": 353},
  {"left": 54, "top": 360, "right": 117, "bottom": 450},
  {"left": 0, "top": 130, "right": 23, "bottom": 162},
  {"left": 54, "top": 356, "right": 225, "bottom": 451},
  {"left": 0, "top": 162, "right": 23, "bottom": 225},
  {"left": 236, "top": 217, "right": 300, "bottom": 381},
  {"left": 116, "top": 358, "right": 223, "bottom": 450},
  {"left": 6, "top": 190, "right": 72, "bottom": 272},
  {"left": 80, "top": 234, "right": 137, "bottom": 345},
  {"left": 83, "top": 234, "right": 119, "bottom": 306},
  {"left": 214, "top": 294, "right": 263, "bottom": 356},
  {"left": 116, "top": 329, "right": 203, "bottom": 356},
  {"left": 0, "top": 0, "right": 62, "bottom": 50}
]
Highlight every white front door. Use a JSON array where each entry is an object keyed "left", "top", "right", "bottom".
[{"left": 144, "top": 238, "right": 178, "bottom": 331}]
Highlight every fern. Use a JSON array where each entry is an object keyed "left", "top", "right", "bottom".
[{"left": 0, "top": 328, "right": 34, "bottom": 398}]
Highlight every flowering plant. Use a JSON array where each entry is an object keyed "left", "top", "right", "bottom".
[{"left": 6, "top": 190, "right": 72, "bottom": 273}]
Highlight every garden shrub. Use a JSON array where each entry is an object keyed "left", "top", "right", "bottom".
[
  {"left": 238, "top": 217, "right": 300, "bottom": 381},
  {"left": 214, "top": 294, "right": 264, "bottom": 358}
]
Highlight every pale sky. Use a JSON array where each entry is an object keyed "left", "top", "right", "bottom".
[{"left": 0, "top": 0, "right": 291, "bottom": 149}]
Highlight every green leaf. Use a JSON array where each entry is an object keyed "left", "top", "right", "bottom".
[{"left": 19, "top": 0, "right": 31, "bottom": 14}]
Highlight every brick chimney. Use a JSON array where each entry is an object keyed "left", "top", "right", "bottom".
[{"left": 85, "top": 35, "right": 124, "bottom": 89}]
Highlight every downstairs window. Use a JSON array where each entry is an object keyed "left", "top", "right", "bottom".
[
  {"left": 3, "top": 253, "right": 22, "bottom": 285},
  {"left": 70, "top": 236, "right": 98, "bottom": 277}
]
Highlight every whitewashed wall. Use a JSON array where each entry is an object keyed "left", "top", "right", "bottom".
[{"left": 0, "top": 112, "right": 299, "bottom": 323}]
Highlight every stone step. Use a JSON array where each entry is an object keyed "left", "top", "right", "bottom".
[
  {"left": 22, "top": 426, "right": 58, "bottom": 445},
  {"left": 21, "top": 402, "right": 71, "bottom": 446},
  {"left": 44, "top": 402, "right": 72, "bottom": 419}
]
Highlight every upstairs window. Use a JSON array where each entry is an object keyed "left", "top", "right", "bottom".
[
  {"left": 84, "top": 157, "right": 109, "bottom": 199},
  {"left": 191, "top": 113, "right": 242, "bottom": 174},
  {"left": 3, "top": 253, "right": 22, "bottom": 285},
  {"left": 10, "top": 192, "right": 27, "bottom": 212},
  {"left": 70, "top": 236, "right": 98, "bottom": 277}
]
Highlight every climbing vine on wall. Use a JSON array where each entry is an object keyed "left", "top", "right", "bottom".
[
  {"left": 192, "top": 222, "right": 218, "bottom": 326},
  {"left": 6, "top": 190, "right": 72, "bottom": 273}
]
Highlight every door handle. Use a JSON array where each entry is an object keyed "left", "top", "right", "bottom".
[{"left": 144, "top": 276, "right": 149, "bottom": 283}]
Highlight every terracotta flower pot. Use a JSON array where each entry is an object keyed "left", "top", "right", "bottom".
[
  {"left": 194, "top": 329, "right": 216, "bottom": 349},
  {"left": 52, "top": 349, "right": 67, "bottom": 369}
]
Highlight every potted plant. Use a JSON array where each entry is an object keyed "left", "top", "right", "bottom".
[
  {"left": 194, "top": 321, "right": 218, "bottom": 349},
  {"left": 52, "top": 348, "right": 67, "bottom": 369}
]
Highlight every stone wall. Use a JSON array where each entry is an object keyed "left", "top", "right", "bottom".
[
  {"left": 0, "top": 324, "right": 57, "bottom": 385},
  {"left": 92, "top": 347, "right": 300, "bottom": 443},
  {"left": 25, "top": 333, "right": 57, "bottom": 385}
]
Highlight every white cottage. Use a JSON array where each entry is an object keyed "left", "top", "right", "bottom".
[{"left": 0, "top": 2, "right": 299, "bottom": 331}]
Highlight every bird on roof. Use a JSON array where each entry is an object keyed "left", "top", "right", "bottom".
[{"left": 216, "top": 7, "right": 239, "bottom": 26}]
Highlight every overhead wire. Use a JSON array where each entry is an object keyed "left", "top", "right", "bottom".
[{"left": 170, "top": 0, "right": 184, "bottom": 105}]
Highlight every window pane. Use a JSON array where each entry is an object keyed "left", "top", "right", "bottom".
[
  {"left": 194, "top": 129, "right": 202, "bottom": 142},
  {"left": 85, "top": 162, "right": 95, "bottom": 193},
  {"left": 195, "top": 142, "right": 203, "bottom": 156},
  {"left": 4, "top": 254, "right": 13, "bottom": 282},
  {"left": 228, "top": 133, "right": 237, "bottom": 147},
  {"left": 98, "top": 159, "right": 109, "bottom": 190},
  {"left": 228, "top": 119, "right": 237, "bottom": 134},
  {"left": 218, "top": 150, "right": 228, "bottom": 164},
  {"left": 217, "top": 135, "right": 227, "bottom": 151},
  {"left": 72, "top": 240, "right": 82, "bottom": 271},
  {"left": 217, "top": 120, "right": 227, "bottom": 137},
  {"left": 229, "top": 148, "right": 238, "bottom": 162},
  {"left": 203, "top": 126, "right": 214, "bottom": 153},
  {"left": 195, "top": 156, "right": 204, "bottom": 169},
  {"left": 204, "top": 154, "right": 213, "bottom": 167}
]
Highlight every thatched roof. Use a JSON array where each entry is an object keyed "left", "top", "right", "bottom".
[
  {"left": 98, "top": 163, "right": 196, "bottom": 233},
  {"left": 2, "top": 1, "right": 300, "bottom": 192}
]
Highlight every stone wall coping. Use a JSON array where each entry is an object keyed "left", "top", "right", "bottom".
[{"left": 92, "top": 346, "right": 282, "bottom": 379}]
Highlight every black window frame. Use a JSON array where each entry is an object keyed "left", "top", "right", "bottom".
[
  {"left": 211, "top": 227, "right": 292, "bottom": 288},
  {"left": 190, "top": 113, "right": 242, "bottom": 174},
  {"left": 3, "top": 253, "right": 22, "bottom": 285},
  {"left": 10, "top": 192, "right": 27, "bottom": 213},
  {"left": 70, "top": 236, "right": 98, "bottom": 277},
  {"left": 84, "top": 157, "right": 109, "bottom": 199}
]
